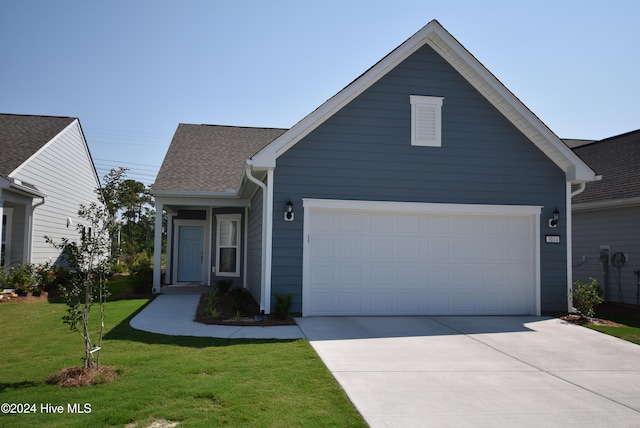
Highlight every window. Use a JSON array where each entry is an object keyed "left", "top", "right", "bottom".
[
  {"left": 216, "top": 214, "right": 241, "bottom": 277},
  {"left": 410, "top": 95, "right": 444, "bottom": 147}
]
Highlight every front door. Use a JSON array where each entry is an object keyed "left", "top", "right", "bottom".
[{"left": 177, "top": 225, "right": 204, "bottom": 283}]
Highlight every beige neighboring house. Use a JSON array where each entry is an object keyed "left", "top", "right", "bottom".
[{"left": 0, "top": 114, "right": 103, "bottom": 267}]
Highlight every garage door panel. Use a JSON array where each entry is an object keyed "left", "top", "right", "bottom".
[
  {"left": 304, "top": 203, "right": 538, "bottom": 316},
  {"left": 370, "top": 293, "right": 394, "bottom": 312},
  {"left": 338, "top": 293, "right": 361, "bottom": 313},
  {"left": 338, "top": 265, "right": 362, "bottom": 285},
  {"left": 339, "top": 239, "right": 362, "bottom": 258}
]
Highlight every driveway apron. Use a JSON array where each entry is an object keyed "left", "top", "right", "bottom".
[{"left": 295, "top": 316, "right": 640, "bottom": 427}]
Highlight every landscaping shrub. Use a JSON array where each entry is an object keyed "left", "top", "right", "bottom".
[
  {"left": 198, "top": 290, "right": 221, "bottom": 318},
  {"left": 273, "top": 293, "right": 293, "bottom": 320},
  {"left": 215, "top": 279, "right": 233, "bottom": 294},
  {"left": 36, "top": 263, "right": 70, "bottom": 292},
  {"left": 570, "top": 277, "right": 603, "bottom": 318},
  {"left": 129, "top": 260, "right": 153, "bottom": 294},
  {"left": 231, "top": 287, "right": 250, "bottom": 312},
  {"left": 6, "top": 263, "right": 35, "bottom": 295}
]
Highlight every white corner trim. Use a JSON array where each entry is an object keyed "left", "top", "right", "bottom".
[{"left": 263, "top": 169, "right": 274, "bottom": 314}]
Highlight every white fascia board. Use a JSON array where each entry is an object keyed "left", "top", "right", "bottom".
[
  {"left": 302, "top": 198, "right": 542, "bottom": 216},
  {"left": 153, "top": 194, "right": 250, "bottom": 208}
]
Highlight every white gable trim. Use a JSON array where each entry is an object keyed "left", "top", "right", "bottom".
[{"left": 250, "top": 20, "right": 595, "bottom": 183}]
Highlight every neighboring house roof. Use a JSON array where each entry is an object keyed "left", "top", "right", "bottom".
[
  {"left": 0, "top": 113, "right": 76, "bottom": 177},
  {"left": 250, "top": 20, "right": 595, "bottom": 183},
  {"left": 571, "top": 129, "right": 640, "bottom": 207},
  {"left": 154, "top": 124, "right": 287, "bottom": 194},
  {"left": 563, "top": 138, "right": 596, "bottom": 149}
]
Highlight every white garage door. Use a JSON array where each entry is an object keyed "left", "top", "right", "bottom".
[{"left": 302, "top": 199, "right": 541, "bottom": 316}]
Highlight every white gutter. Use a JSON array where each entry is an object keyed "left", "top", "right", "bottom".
[
  {"left": 245, "top": 161, "right": 273, "bottom": 314},
  {"left": 570, "top": 182, "right": 587, "bottom": 198}
]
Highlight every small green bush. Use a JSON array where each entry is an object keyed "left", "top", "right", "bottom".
[
  {"left": 7, "top": 264, "right": 35, "bottom": 294},
  {"left": 215, "top": 279, "right": 233, "bottom": 294},
  {"left": 130, "top": 260, "right": 153, "bottom": 294},
  {"left": 199, "top": 290, "right": 221, "bottom": 318},
  {"left": 570, "top": 277, "right": 603, "bottom": 318},
  {"left": 273, "top": 293, "right": 293, "bottom": 320},
  {"left": 231, "top": 287, "right": 250, "bottom": 312}
]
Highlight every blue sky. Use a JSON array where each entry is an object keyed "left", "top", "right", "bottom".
[{"left": 1, "top": 0, "right": 638, "bottom": 185}]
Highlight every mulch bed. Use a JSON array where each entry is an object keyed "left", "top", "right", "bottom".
[
  {"left": 195, "top": 291, "right": 299, "bottom": 326},
  {"left": 559, "top": 314, "right": 624, "bottom": 326},
  {"left": 46, "top": 365, "right": 119, "bottom": 387}
]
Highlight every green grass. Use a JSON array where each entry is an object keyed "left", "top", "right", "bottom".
[
  {"left": 0, "top": 298, "right": 365, "bottom": 427},
  {"left": 586, "top": 304, "right": 640, "bottom": 345}
]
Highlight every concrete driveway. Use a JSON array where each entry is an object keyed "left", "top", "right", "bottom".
[{"left": 295, "top": 316, "right": 640, "bottom": 427}]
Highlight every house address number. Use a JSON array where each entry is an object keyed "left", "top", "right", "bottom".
[{"left": 545, "top": 235, "right": 561, "bottom": 244}]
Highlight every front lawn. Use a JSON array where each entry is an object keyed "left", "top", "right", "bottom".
[
  {"left": 0, "top": 298, "right": 365, "bottom": 427},
  {"left": 585, "top": 304, "right": 640, "bottom": 345}
]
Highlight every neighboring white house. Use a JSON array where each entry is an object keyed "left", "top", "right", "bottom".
[{"left": 0, "top": 114, "right": 103, "bottom": 267}]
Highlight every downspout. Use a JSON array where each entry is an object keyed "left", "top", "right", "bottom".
[
  {"left": 27, "top": 196, "right": 46, "bottom": 263},
  {"left": 245, "top": 161, "right": 269, "bottom": 313}
]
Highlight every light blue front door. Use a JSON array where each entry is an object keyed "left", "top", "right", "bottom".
[{"left": 177, "top": 225, "right": 204, "bottom": 282}]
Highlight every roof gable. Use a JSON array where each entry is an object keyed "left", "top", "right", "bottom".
[
  {"left": 250, "top": 20, "right": 595, "bottom": 183},
  {"left": 572, "top": 129, "right": 640, "bottom": 205},
  {"left": 153, "top": 124, "right": 287, "bottom": 195},
  {"left": 0, "top": 114, "right": 76, "bottom": 177}
]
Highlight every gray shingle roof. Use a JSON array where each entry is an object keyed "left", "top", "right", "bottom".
[
  {"left": 0, "top": 114, "right": 76, "bottom": 177},
  {"left": 571, "top": 129, "right": 640, "bottom": 205},
  {"left": 153, "top": 124, "right": 288, "bottom": 193}
]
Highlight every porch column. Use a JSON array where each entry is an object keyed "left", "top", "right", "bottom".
[{"left": 153, "top": 200, "right": 164, "bottom": 293}]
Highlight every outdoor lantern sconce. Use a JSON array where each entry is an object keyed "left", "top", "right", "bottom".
[
  {"left": 284, "top": 199, "right": 294, "bottom": 222},
  {"left": 549, "top": 208, "right": 560, "bottom": 228}
]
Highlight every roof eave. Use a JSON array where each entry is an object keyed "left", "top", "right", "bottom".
[
  {"left": 573, "top": 196, "right": 640, "bottom": 211},
  {"left": 151, "top": 189, "right": 239, "bottom": 199}
]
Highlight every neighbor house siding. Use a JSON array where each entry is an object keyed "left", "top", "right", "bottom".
[
  {"left": 572, "top": 205, "right": 640, "bottom": 305},
  {"left": 270, "top": 44, "right": 567, "bottom": 313},
  {"left": 11, "top": 120, "right": 101, "bottom": 264}
]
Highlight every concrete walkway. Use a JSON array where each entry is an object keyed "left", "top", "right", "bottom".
[{"left": 129, "top": 289, "right": 305, "bottom": 339}]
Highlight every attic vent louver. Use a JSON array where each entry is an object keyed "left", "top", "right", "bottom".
[{"left": 410, "top": 95, "right": 444, "bottom": 147}]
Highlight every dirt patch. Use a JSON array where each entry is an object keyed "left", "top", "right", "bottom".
[
  {"left": 195, "top": 291, "right": 298, "bottom": 326},
  {"left": 46, "top": 365, "right": 119, "bottom": 387}
]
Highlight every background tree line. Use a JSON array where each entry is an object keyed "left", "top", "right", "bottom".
[{"left": 100, "top": 167, "right": 163, "bottom": 270}]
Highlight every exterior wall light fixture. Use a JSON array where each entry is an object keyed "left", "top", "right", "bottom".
[
  {"left": 284, "top": 199, "right": 294, "bottom": 222},
  {"left": 549, "top": 208, "right": 560, "bottom": 228}
]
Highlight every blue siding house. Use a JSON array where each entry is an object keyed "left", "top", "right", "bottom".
[{"left": 152, "top": 20, "right": 596, "bottom": 316}]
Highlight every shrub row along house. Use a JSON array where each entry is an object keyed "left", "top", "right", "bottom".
[
  {"left": 0, "top": 114, "right": 102, "bottom": 268},
  {"left": 152, "top": 20, "right": 601, "bottom": 317}
]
